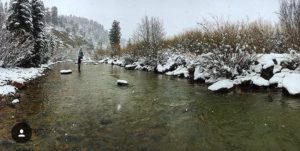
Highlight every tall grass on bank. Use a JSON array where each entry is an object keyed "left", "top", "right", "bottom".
[{"left": 163, "top": 19, "right": 286, "bottom": 54}]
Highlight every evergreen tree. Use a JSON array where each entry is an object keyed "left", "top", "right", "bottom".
[
  {"left": 31, "top": 0, "right": 47, "bottom": 64},
  {"left": 7, "top": 0, "right": 33, "bottom": 34},
  {"left": 109, "top": 20, "right": 121, "bottom": 57},
  {"left": 51, "top": 6, "right": 58, "bottom": 26}
]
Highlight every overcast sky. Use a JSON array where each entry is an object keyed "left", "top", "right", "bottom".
[{"left": 6, "top": 0, "right": 281, "bottom": 39}]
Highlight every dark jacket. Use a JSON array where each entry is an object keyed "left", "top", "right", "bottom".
[{"left": 78, "top": 49, "right": 84, "bottom": 59}]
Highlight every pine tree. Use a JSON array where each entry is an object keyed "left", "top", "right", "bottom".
[
  {"left": 109, "top": 20, "right": 121, "bottom": 57},
  {"left": 51, "top": 6, "right": 58, "bottom": 26},
  {"left": 31, "top": 0, "right": 47, "bottom": 64},
  {"left": 6, "top": 0, "right": 33, "bottom": 34}
]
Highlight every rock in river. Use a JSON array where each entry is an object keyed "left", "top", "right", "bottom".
[
  {"left": 60, "top": 70, "right": 72, "bottom": 74},
  {"left": 117, "top": 80, "right": 129, "bottom": 86}
]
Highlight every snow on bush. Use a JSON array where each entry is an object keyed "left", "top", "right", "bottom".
[
  {"left": 200, "top": 45, "right": 255, "bottom": 79},
  {"left": 165, "top": 65, "right": 189, "bottom": 78},
  {"left": 0, "top": 31, "right": 36, "bottom": 67}
]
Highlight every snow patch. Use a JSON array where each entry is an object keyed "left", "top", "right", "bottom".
[{"left": 0, "top": 85, "right": 16, "bottom": 95}]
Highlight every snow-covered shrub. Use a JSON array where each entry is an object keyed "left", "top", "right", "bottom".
[
  {"left": 201, "top": 45, "right": 256, "bottom": 79},
  {"left": 0, "top": 30, "right": 36, "bottom": 67}
]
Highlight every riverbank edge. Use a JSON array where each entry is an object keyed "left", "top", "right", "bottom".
[
  {"left": 98, "top": 53, "right": 300, "bottom": 97},
  {"left": 0, "top": 63, "right": 57, "bottom": 108}
]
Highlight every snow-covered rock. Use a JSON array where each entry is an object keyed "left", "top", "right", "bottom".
[
  {"left": 194, "top": 66, "right": 206, "bottom": 81},
  {"left": 107, "top": 59, "right": 114, "bottom": 64},
  {"left": 208, "top": 79, "right": 235, "bottom": 92},
  {"left": 251, "top": 76, "right": 269, "bottom": 87},
  {"left": 117, "top": 80, "right": 128, "bottom": 86},
  {"left": 269, "top": 70, "right": 292, "bottom": 87},
  {"left": 12, "top": 99, "right": 20, "bottom": 104},
  {"left": 166, "top": 66, "right": 189, "bottom": 78},
  {"left": 157, "top": 57, "right": 177, "bottom": 73},
  {"left": 112, "top": 60, "right": 124, "bottom": 66},
  {"left": 60, "top": 70, "right": 72, "bottom": 74},
  {"left": 125, "top": 64, "right": 137, "bottom": 70},
  {"left": 282, "top": 74, "right": 300, "bottom": 95},
  {"left": 99, "top": 58, "right": 108, "bottom": 63},
  {"left": 257, "top": 53, "right": 292, "bottom": 70}
]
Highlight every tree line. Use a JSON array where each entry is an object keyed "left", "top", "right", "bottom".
[
  {"left": 0, "top": 0, "right": 47, "bottom": 67},
  {"left": 0, "top": 0, "right": 109, "bottom": 67},
  {"left": 107, "top": 0, "right": 299, "bottom": 63}
]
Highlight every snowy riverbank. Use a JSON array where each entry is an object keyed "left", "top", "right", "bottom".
[
  {"left": 99, "top": 50, "right": 300, "bottom": 96},
  {"left": 0, "top": 62, "right": 54, "bottom": 98}
]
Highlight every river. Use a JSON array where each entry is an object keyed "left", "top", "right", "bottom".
[{"left": 1, "top": 63, "right": 300, "bottom": 150}]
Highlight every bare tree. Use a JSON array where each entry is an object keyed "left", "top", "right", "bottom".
[
  {"left": 133, "top": 16, "right": 165, "bottom": 59},
  {"left": 279, "top": 0, "right": 300, "bottom": 49}
]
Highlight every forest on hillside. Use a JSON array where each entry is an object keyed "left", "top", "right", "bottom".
[{"left": 0, "top": 0, "right": 108, "bottom": 68}]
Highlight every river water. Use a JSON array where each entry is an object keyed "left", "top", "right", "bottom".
[{"left": 1, "top": 63, "right": 300, "bottom": 150}]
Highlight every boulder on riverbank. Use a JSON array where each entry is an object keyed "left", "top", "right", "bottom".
[
  {"left": 282, "top": 74, "right": 300, "bottom": 96},
  {"left": 208, "top": 79, "right": 235, "bottom": 92},
  {"left": 125, "top": 64, "right": 137, "bottom": 70},
  {"left": 11, "top": 99, "right": 19, "bottom": 104},
  {"left": 117, "top": 80, "right": 129, "bottom": 86}
]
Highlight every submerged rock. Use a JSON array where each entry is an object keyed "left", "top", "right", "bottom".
[
  {"left": 117, "top": 80, "right": 128, "bottom": 86},
  {"left": 100, "top": 118, "right": 113, "bottom": 125}
]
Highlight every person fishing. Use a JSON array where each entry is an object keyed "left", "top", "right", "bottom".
[{"left": 78, "top": 48, "right": 84, "bottom": 71}]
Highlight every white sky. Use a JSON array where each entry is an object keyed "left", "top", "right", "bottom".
[{"left": 3, "top": 0, "right": 280, "bottom": 39}]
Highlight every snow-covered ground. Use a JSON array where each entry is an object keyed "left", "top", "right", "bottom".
[
  {"left": 0, "top": 62, "right": 54, "bottom": 96},
  {"left": 99, "top": 50, "right": 300, "bottom": 96}
]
